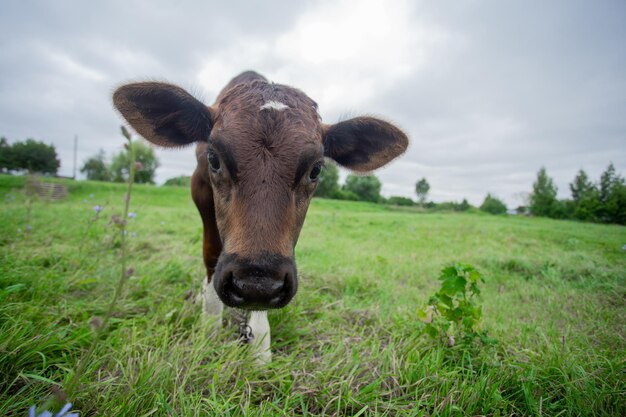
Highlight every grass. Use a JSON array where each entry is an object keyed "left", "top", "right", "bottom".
[{"left": 0, "top": 174, "right": 624, "bottom": 416}]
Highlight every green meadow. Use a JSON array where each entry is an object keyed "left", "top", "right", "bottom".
[{"left": 0, "top": 175, "right": 624, "bottom": 416}]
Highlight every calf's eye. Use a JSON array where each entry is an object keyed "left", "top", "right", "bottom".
[
  {"left": 309, "top": 163, "right": 323, "bottom": 182},
  {"left": 208, "top": 151, "right": 221, "bottom": 172}
]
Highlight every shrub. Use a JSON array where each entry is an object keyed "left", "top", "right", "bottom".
[
  {"left": 387, "top": 196, "right": 414, "bottom": 206},
  {"left": 343, "top": 174, "right": 382, "bottom": 203},
  {"left": 163, "top": 175, "right": 191, "bottom": 187},
  {"left": 480, "top": 193, "right": 507, "bottom": 215},
  {"left": 418, "top": 264, "right": 492, "bottom": 346}
]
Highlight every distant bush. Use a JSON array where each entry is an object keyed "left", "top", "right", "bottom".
[
  {"left": 315, "top": 162, "right": 340, "bottom": 198},
  {"left": 111, "top": 140, "right": 159, "bottom": 184},
  {"left": 163, "top": 175, "right": 191, "bottom": 187},
  {"left": 387, "top": 196, "right": 414, "bottom": 206},
  {"left": 334, "top": 189, "right": 360, "bottom": 201},
  {"left": 81, "top": 149, "right": 111, "bottom": 181},
  {"left": 343, "top": 174, "right": 382, "bottom": 203},
  {"left": 424, "top": 199, "right": 473, "bottom": 212},
  {"left": 480, "top": 194, "right": 507, "bottom": 215}
]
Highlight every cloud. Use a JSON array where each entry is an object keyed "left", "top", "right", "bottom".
[
  {"left": 1, "top": 0, "right": 625, "bottom": 207},
  {"left": 196, "top": 0, "right": 449, "bottom": 113}
]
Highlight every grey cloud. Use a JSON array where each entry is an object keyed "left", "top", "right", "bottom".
[
  {"left": 371, "top": 0, "right": 626, "bottom": 205},
  {"left": 1, "top": 0, "right": 624, "bottom": 208}
]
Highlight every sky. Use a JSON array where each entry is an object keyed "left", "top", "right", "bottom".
[{"left": 1, "top": 0, "right": 625, "bottom": 207}]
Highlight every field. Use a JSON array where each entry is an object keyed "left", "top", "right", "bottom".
[{"left": 0, "top": 175, "right": 624, "bottom": 416}]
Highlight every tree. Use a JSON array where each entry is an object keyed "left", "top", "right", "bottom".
[
  {"left": 480, "top": 193, "right": 507, "bottom": 215},
  {"left": 315, "top": 161, "right": 340, "bottom": 198},
  {"left": 415, "top": 177, "right": 430, "bottom": 204},
  {"left": 163, "top": 175, "right": 191, "bottom": 187},
  {"left": 9, "top": 138, "right": 60, "bottom": 174},
  {"left": 530, "top": 167, "right": 558, "bottom": 218},
  {"left": 110, "top": 140, "right": 159, "bottom": 184},
  {"left": 604, "top": 182, "right": 626, "bottom": 225},
  {"left": 570, "top": 169, "right": 594, "bottom": 202},
  {"left": 599, "top": 163, "right": 619, "bottom": 204},
  {"left": 457, "top": 198, "right": 471, "bottom": 212},
  {"left": 80, "top": 149, "right": 111, "bottom": 181},
  {"left": 598, "top": 163, "right": 626, "bottom": 224},
  {"left": 343, "top": 174, "right": 382, "bottom": 203},
  {"left": 569, "top": 169, "right": 599, "bottom": 221},
  {"left": 0, "top": 137, "right": 14, "bottom": 172}
]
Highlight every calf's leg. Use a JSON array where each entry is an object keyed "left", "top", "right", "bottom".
[
  {"left": 247, "top": 311, "right": 271, "bottom": 364},
  {"left": 199, "top": 276, "right": 223, "bottom": 328},
  {"left": 198, "top": 277, "right": 271, "bottom": 364}
]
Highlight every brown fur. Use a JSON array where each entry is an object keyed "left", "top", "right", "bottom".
[{"left": 113, "top": 71, "right": 408, "bottom": 295}]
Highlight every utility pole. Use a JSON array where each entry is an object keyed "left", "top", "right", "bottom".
[{"left": 72, "top": 134, "right": 77, "bottom": 179}]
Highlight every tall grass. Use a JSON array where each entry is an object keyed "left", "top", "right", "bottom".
[{"left": 0, "top": 175, "right": 624, "bottom": 416}]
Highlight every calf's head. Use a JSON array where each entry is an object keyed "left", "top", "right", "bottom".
[{"left": 113, "top": 72, "right": 408, "bottom": 310}]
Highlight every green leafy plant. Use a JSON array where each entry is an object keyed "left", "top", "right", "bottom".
[{"left": 418, "top": 263, "right": 493, "bottom": 346}]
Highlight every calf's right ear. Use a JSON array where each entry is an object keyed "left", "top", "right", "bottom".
[
  {"left": 323, "top": 117, "right": 408, "bottom": 172},
  {"left": 113, "top": 82, "right": 213, "bottom": 147}
]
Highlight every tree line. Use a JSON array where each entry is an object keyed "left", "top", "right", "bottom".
[
  {"left": 315, "top": 161, "right": 625, "bottom": 225},
  {"left": 2, "top": 135, "right": 623, "bottom": 224},
  {"left": 526, "top": 164, "right": 625, "bottom": 225},
  {"left": 0, "top": 137, "right": 160, "bottom": 185},
  {"left": 314, "top": 163, "right": 473, "bottom": 210}
]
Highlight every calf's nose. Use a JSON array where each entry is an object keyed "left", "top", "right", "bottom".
[{"left": 213, "top": 254, "right": 297, "bottom": 310}]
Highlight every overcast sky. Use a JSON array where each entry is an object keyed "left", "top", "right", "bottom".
[{"left": 1, "top": 0, "right": 625, "bottom": 206}]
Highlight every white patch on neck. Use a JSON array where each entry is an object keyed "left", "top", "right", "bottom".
[{"left": 260, "top": 100, "right": 289, "bottom": 111}]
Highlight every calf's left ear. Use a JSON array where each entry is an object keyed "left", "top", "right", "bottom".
[
  {"left": 323, "top": 117, "right": 408, "bottom": 172},
  {"left": 113, "top": 82, "right": 213, "bottom": 147}
]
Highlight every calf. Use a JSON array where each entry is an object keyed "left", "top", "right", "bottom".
[{"left": 113, "top": 71, "right": 408, "bottom": 362}]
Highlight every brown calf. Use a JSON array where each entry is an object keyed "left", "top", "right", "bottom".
[{"left": 113, "top": 71, "right": 408, "bottom": 361}]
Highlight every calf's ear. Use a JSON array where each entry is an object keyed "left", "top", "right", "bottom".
[
  {"left": 113, "top": 82, "right": 213, "bottom": 147},
  {"left": 322, "top": 117, "right": 408, "bottom": 172}
]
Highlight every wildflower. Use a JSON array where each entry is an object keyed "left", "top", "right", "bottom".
[
  {"left": 89, "top": 193, "right": 94, "bottom": 199},
  {"left": 128, "top": 212, "right": 137, "bottom": 219},
  {"left": 623, "top": 244, "right": 626, "bottom": 251},
  {"left": 94, "top": 205, "right": 103, "bottom": 213},
  {"left": 130, "top": 232, "right": 137, "bottom": 237},
  {"left": 25, "top": 225, "right": 32, "bottom": 232},
  {"left": 29, "top": 402, "right": 78, "bottom": 417}
]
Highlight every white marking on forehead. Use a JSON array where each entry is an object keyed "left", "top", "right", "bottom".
[{"left": 260, "top": 100, "right": 289, "bottom": 111}]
